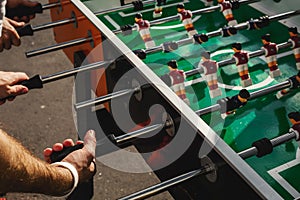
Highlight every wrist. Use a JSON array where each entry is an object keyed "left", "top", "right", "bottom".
[{"left": 51, "top": 162, "right": 79, "bottom": 197}]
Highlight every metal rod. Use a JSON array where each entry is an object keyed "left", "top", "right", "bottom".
[
  {"left": 119, "top": 128, "right": 298, "bottom": 200},
  {"left": 94, "top": 0, "right": 155, "bottom": 15},
  {"left": 42, "top": 1, "right": 61, "bottom": 10},
  {"left": 238, "top": 130, "right": 297, "bottom": 159},
  {"left": 114, "top": 123, "right": 165, "bottom": 144},
  {"left": 195, "top": 79, "right": 292, "bottom": 116},
  {"left": 30, "top": 0, "right": 158, "bottom": 34},
  {"left": 249, "top": 80, "right": 291, "bottom": 99},
  {"left": 118, "top": 166, "right": 210, "bottom": 200},
  {"left": 42, "top": 61, "right": 110, "bottom": 84},
  {"left": 114, "top": 0, "right": 260, "bottom": 34},
  {"left": 195, "top": 104, "right": 220, "bottom": 116},
  {"left": 143, "top": 10, "right": 300, "bottom": 55},
  {"left": 269, "top": 10, "right": 300, "bottom": 21},
  {"left": 26, "top": 36, "right": 92, "bottom": 57},
  {"left": 75, "top": 88, "right": 137, "bottom": 110},
  {"left": 185, "top": 41, "right": 292, "bottom": 77},
  {"left": 32, "top": 18, "right": 75, "bottom": 32}
]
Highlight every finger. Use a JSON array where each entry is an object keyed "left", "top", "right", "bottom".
[
  {"left": 62, "top": 139, "right": 75, "bottom": 147},
  {"left": 52, "top": 143, "right": 63, "bottom": 151},
  {"left": 29, "top": 14, "right": 35, "bottom": 20},
  {"left": 76, "top": 140, "right": 84, "bottom": 145},
  {"left": 0, "top": 99, "right": 6, "bottom": 105},
  {"left": 44, "top": 148, "right": 53, "bottom": 157},
  {"left": 10, "top": 72, "right": 29, "bottom": 84},
  {"left": 83, "top": 130, "right": 96, "bottom": 161},
  {"left": 89, "top": 159, "right": 97, "bottom": 175},
  {"left": 2, "top": 33, "right": 12, "bottom": 50},
  {"left": 7, "top": 85, "right": 28, "bottom": 96},
  {"left": 0, "top": 39, "right": 3, "bottom": 52},
  {"left": 7, "top": 96, "right": 16, "bottom": 101},
  {"left": 13, "top": 16, "right": 20, "bottom": 21},
  {"left": 20, "top": 16, "right": 30, "bottom": 23},
  {"left": 43, "top": 148, "right": 53, "bottom": 163},
  {"left": 9, "top": 28, "right": 21, "bottom": 47},
  {"left": 6, "top": 19, "right": 24, "bottom": 46},
  {"left": 21, "top": 0, "right": 39, "bottom": 7}
]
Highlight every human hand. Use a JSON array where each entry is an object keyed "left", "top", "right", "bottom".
[
  {"left": 44, "top": 130, "right": 97, "bottom": 183},
  {"left": 0, "top": 17, "right": 24, "bottom": 51},
  {"left": 0, "top": 71, "right": 29, "bottom": 105},
  {"left": 6, "top": 0, "right": 40, "bottom": 22}
]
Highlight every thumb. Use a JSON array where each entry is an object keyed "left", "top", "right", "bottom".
[
  {"left": 8, "top": 18, "right": 25, "bottom": 28},
  {"left": 8, "top": 85, "right": 28, "bottom": 96},
  {"left": 83, "top": 130, "right": 96, "bottom": 160},
  {"left": 21, "top": 0, "right": 40, "bottom": 7}
]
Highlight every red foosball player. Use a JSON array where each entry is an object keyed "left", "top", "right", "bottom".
[
  {"left": 288, "top": 27, "right": 300, "bottom": 70},
  {"left": 217, "top": 89, "right": 250, "bottom": 119},
  {"left": 177, "top": 3, "right": 198, "bottom": 38},
  {"left": 153, "top": 0, "right": 166, "bottom": 18},
  {"left": 261, "top": 34, "right": 281, "bottom": 78},
  {"left": 287, "top": 112, "right": 300, "bottom": 159},
  {"left": 232, "top": 42, "right": 253, "bottom": 87},
  {"left": 198, "top": 51, "right": 222, "bottom": 98},
  {"left": 276, "top": 71, "right": 300, "bottom": 99},
  {"left": 167, "top": 60, "right": 190, "bottom": 105},
  {"left": 217, "top": 0, "right": 238, "bottom": 26},
  {"left": 134, "top": 13, "right": 156, "bottom": 49}
]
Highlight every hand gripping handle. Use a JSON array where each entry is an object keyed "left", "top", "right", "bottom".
[
  {"left": 0, "top": 75, "right": 43, "bottom": 101},
  {"left": 49, "top": 142, "right": 94, "bottom": 200},
  {"left": 6, "top": 3, "right": 43, "bottom": 19}
]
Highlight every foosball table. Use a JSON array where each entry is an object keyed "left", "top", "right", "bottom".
[{"left": 18, "top": 0, "right": 300, "bottom": 199}]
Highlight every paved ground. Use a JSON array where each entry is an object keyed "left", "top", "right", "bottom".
[{"left": 0, "top": 1, "right": 172, "bottom": 199}]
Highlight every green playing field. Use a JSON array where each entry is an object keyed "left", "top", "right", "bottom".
[{"left": 88, "top": 0, "right": 300, "bottom": 198}]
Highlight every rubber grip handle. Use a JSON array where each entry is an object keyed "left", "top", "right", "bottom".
[
  {"left": 6, "top": 3, "right": 43, "bottom": 19},
  {"left": 16, "top": 24, "right": 34, "bottom": 37},
  {"left": 21, "top": 74, "right": 43, "bottom": 89},
  {"left": 50, "top": 143, "right": 84, "bottom": 162}
]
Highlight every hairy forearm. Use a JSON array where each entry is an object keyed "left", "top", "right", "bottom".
[{"left": 0, "top": 129, "right": 73, "bottom": 196}]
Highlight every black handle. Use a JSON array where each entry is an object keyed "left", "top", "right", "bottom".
[
  {"left": 19, "top": 74, "right": 43, "bottom": 90},
  {"left": 6, "top": 3, "right": 43, "bottom": 19},
  {"left": 16, "top": 24, "right": 34, "bottom": 37},
  {"left": 50, "top": 143, "right": 84, "bottom": 162},
  {"left": 0, "top": 74, "right": 43, "bottom": 101}
]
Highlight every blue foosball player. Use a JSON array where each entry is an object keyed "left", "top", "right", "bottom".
[{"left": 217, "top": 89, "right": 250, "bottom": 119}]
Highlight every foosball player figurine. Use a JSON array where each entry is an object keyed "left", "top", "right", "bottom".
[
  {"left": 134, "top": 13, "right": 156, "bottom": 49},
  {"left": 217, "top": 0, "right": 238, "bottom": 26},
  {"left": 198, "top": 51, "right": 222, "bottom": 98},
  {"left": 232, "top": 42, "right": 253, "bottom": 87},
  {"left": 204, "top": 0, "right": 214, "bottom": 7},
  {"left": 217, "top": 89, "right": 250, "bottom": 119},
  {"left": 167, "top": 60, "right": 190, "bottom": 105},
  {"left": 177, "top": 3, "right": 198, "bottom": 38},
  {"left": 276, "top": 71, "right": 300, "bottom": 99},
  {"left": 287, "top": 112, "right": 300, "bottom": 159},
  {"left": 261, "top": 33, "right": 282, "bottom": 78},
  {"left": 288, "top": 27, "right": 300, "bottom": 70},
  {"left": 153, "top": 0, "right": 166, "bottom": 18}
]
